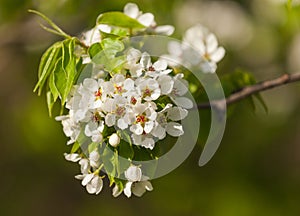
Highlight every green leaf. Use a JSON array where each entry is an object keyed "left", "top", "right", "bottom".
[
  {"left": 88, "top": 43, "right": 102, "bottom": 59},
  {"left": 53, "top": 38, "right": 77, "bottom": 108},
  {"left": 221, "top": 69, "right": 268, "bottom": 112},
  {"left": 101, "top": 38, "right": 124, "bottom": 54},
  {"left": 97, "top": 11, "right": 145, "bottom": 29},
  {"left": 102, "top": 145, "right": 117, "bottom": 177},
  {"left": 254, "top": 93, "right": 268, "bottom": 113},
  {"left": 28, "top": 10, "right": 71, "bottom": 39},
  {"left": 113, "top": 178, "right": 126, "bottom": 192},
  {"left": 88, "top": 142, "right": 100, "bottom": 153},
  {"left": 117, "top": 130, "right": 132, "bottom": 146},
  {"left": 100, "top": 30, "right": 122, "bottom": 40},
  {"left": 34, "top": 42, "right": 62, "bottom": 95},
  {"left": 46, "top": 91, "right": 56, "bottom": 116},
  {"left": 71, "top": 141, "right": 80, "bottom": 153},
  {"left": 92, "top": 38, "right": 126, "bottom": 74}
]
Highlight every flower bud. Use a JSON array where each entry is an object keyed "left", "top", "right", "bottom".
[{"left": 109, "top": 133, "right": 120, "bottom": 147}]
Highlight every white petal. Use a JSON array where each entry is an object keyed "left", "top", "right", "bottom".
[
  {"left": 154, "top": 25, "right": 175, "bottom": 36},
  {"left": 153, "top": 60, "right": 167, "bottom": 71},
  {"left": 172, "top": 97, "right": 193, "bottom": 109},
  {"left": 90, "top": 176, "right": 103, "bottom": 195},
  {"left": 109, "top": 133, "right": 120, "bottom": 147},
  {"left": 125, "top": 165, "right": 142, "bottom": 182},
  {"left": 75, "top": 174, "right": 85, "bottom": 180},
  {"left": 117, "top": 118, "right": 128, "bottom": 130},
  {"left": 84, "top": 123, "right": 94, "bottom": 137},
  {"left": 158, "top": 75, "right": 174, "bottom": 95},
  {"left": 64, "top": 153, "right": 81, "bottom": 162},
  {"left": 131, "top": 182, "right": 146, "bottom": 197},
  {"left": 82, "top": 173, "right": 94, "bottom": 186},
  {"left": 89, "top": 151, "right": 100, "bottom": 163},
  {"left": 168, "top": 41, "right": 183, "bottom": 57},
  {"left": 127, "top": 48, "right": 141, "bottom": 63},
  {"left": 124, "top": 3, "right": 140, "bottom": 18},
  {"left": 141, "top": 138, "right": 155, "bottom": 150},
  {"left": 137, "top": 13, "right": 154, "bottom": 27},
  {"left": 55, "top": 115, "right": 68, "bottom": 121},
  {"left": 151, "top": 124, "right": 166, "bottom": 140},
  {"left": 98, "top": 24, "right": 111, "bottom": 33},
  {"left": 83, "top": 78, "right": 98, "bottom": 92},
  {"left": 105, "top": 114, "right": 116, "bottom": 127},
  {"left": 132, "top": 134, "right": 143, "bottom": 146},
  {"left": 166, "top": 122, "right": 184, "bottom": 137},
  {"left": 124, "top": 181, "right": 133, "bottom": 198},
  {"left": 200, "top": 61, "right": 216, "bottom": 73},
  {"left": 144, "top": 121, "right": 154, "bottom": 134},
  {"left": 144, "top": 180, "right": 153, "bottom": 191},
  {"left": 210, "top": 47, "right": 225, "bottom": 63},
  {"left": 173, "top": 79, "right": 189, "bottom": 96},
  {"left": 92, "top": 133, "right": 103, "bottom": 143},
  {"left": 132, "top": 180, "right": 153, "bottom": 197},
  {"left": 124, "top": 78, "right": 134, "bottom": 91},
  {"left": 130, "top": 124, "right": 144, "bottom": 135},
  {"left": 140, "top": 52, "right": 151, "bottom": 69},
  {"left": 206, "top": 33, "right": 218, "bottom": 54},
  {"left": 167, "top": 107, "right": 188, "bottom": 121},
  {"left": 79, "top": 158, "right": 90, "bottom": 174},
  {"left": 112, "top": 184, "right": 122, "bottom": 197},
  {"left": 150, "top": 89, "right": 161, "bottom": 101}
]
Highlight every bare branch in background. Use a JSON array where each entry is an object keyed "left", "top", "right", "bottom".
[{"left": 197, "top": 73, "right": 300, "bottom": 109}]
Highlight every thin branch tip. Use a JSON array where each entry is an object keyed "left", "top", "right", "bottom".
[{"left": 198, "top": 72, "right": 300, "bottom": 110}]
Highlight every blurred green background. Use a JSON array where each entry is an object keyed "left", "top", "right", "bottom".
[{"left": 1, "top": 0, "right": 300, "bottom": 215}]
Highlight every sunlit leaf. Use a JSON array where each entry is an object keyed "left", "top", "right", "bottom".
[
  {"left": 97, "top": 11, "right": 145, "bottom": 29},
  {"left": 34, "top": 42, "right": 62, "bottom": 95}
]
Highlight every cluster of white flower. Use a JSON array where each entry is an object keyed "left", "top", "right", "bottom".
[
  {"left": 64, "top": 151, "right": 152, "bottom": 197},
  {"left": 164, "top": 24, "right": 225, "bottom": 73},
  {"left": 82, "top": 3, "right": 174, "bottom": 48},
  {"left": 57, "top": 47, "right": 191, "bottom": 196},
  {"left": 52, "top": 2, "right": 225, "bottom": 198},
  {"left": 61, "top": 50, "right": 190, "bottom": 147}
]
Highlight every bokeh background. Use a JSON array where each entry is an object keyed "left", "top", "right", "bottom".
[{"left": 1, "top": 0, "right": 300, "bottom": 215}]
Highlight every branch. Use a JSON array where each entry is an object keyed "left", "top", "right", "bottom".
[{"left": 197, "top": 73, "right": 300, "bottom": 109}]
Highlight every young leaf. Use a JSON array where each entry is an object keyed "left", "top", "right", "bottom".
[
  {"left": 102, "top": 145, "right": 117, "bottom": 177},
  {"left": 34, "top": 42, "right": 62, "bottom": 95},
  {"left": 28, "top": 10, "right": 71, "bottom": 39},
  {"left": 88, "top": 43, "right": 102, "bottom": 59},
  {"left": 92, "top": 38, "right": 126, "bottom": 74},
  {"left": 71, "top": 141, "right": 80, "bottom": 154},
  {"left": 220, "top": 69, "right": 268, "bottom": 112},
  {"left": 97, "top": 12, "right": 145, "bottom": 29},
  {"left": 46, "top": 91, "right": 56, "bottom": 116},
  {"left": 53, "top": 38, "right": 77, "bottom": 107}
]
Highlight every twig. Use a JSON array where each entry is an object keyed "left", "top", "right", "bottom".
[{"left": 197, "top": 73, "right": 300, "bottom": 109}]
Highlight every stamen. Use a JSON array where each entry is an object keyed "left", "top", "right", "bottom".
[
  {"left": 136, "top": 115, "right": 146, "bottom": 123},
  {"left": 148, "top": 66, "right": 155, "bottom": 72},
  {"left": 94, "top": 88, "right": 102, "bottom": 99},
  {"left": 143, "top": 88, "right": 152, "bottom": 97},
  {"left": 130, "top": 97, "right": 137, "bottom": 105}
]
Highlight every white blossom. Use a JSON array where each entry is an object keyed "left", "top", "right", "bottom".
[
  {"left": 84, "top": 120, "right": 104, "bottom": 143},
  {"left": 184, "top": 25, "right": 225, "bottom": 64},
  {"left": 123, "top": 3, "right": 174, "bottom": 35},
  {"left": 151, "top": 104, "right": 187, "bottom": 139},
  {"left": 64, "top": 153, "right": 81, "bottom": 162},
  {"left": 163, "top": 25, "right": 225, "bottom": 73},
  {"left": 109, "top": 133, "right": 121, "bottom": 147},
  {"left": 124, "top": 165, "right": 153, "bottom": 198},
  {"left": 55, "top": 111, "right": 80, "bottom": 145},
  {"left": 77, "top": 173, "right": 103, "bottom": 195}
]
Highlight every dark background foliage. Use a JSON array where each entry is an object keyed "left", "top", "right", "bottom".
[{"left": 1, "top": 0, "right": 300, "bottom": 215}]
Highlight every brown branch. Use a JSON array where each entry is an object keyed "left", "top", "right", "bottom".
[{"left": 197, "top": 73, "right": 300, "bottom": 109}]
